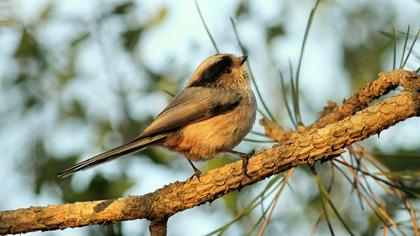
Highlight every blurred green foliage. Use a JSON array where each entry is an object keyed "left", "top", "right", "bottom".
[{"left": 0, "top": 0, "right": 418, "bottom": 235}]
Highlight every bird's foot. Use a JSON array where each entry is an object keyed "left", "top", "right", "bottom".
[
  {"left": 240, "top": 150, "right": 254, "bottom": 179},
  {"left": 226, "top": 149, "right": 255, "bottom": 178},
  {"left": 189, "top": 167, "right": 202, "bottom": 181},
  {"left": 187, "top": 160, "right": 202, "bottom": 181}
]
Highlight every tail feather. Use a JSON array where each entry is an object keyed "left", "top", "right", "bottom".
[{"left": 57, "top": 134, "right": 166, "bottom": 178}]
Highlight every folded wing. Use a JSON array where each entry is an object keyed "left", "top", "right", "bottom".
[
  {"left": 139, "top": 87, "right": 243, "bottom": 138},
  {"left": 58, "top": 87, "right": 242, "bottom": 177}
]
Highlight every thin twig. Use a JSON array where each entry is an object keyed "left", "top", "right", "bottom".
[
  {"left": 318, "top": 175, "right": 355, "bottom": 236},
  {"left": 314, "top": 174, "right": 336, "bottom": 236},
  {"left": 332, "top": 163, "right": 398, "bottom": 235},
  {"left": 230, "top": 17, "right": 277, "bottom": 122},
  {"left": 279, "top": 70, "right": 297, "bottom": 127},
  {"left": 393, "top": 27, "right": 397, "bottom": 70},
  {"left": 334, "top": 160, "right": 417, "bottom": 197},
  {"left": 257, "top": 168, "right": 294, "bottom": 236},
  {"left": 401, "top": 29, "right": 420, "bottom": 68},
  {"left": 206, "top": 175, "right": 284, "bottom": 235},
  {"left": 294, "top": 0, "right": 321, "bottom": 125},
  {"left": 399, "top": 25, "right": 410, "bottom": 69},
  {"left": 194, "top": 0, "right": 219, "bottom": 53}
]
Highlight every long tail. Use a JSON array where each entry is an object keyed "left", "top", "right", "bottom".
[{"left": 57, "top": 134, "right": 167, "bottom": 178}]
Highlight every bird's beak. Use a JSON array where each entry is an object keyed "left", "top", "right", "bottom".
[{"left": 239, "top": 56, "right": 248, "bottom": 65}]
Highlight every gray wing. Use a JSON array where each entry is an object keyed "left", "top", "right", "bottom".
[
  {"left": 57, "top": 87, "right": 242, "bottom": 177},
  {"left": 138, "top": 87, "right": 243, "bottom": 138}
]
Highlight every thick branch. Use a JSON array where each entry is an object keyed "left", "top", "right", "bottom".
[
  {"left": 262, "top": 70, "right": 416, "bottom": 142},
  {"left": 0, "top": 70, "right": 418, "bottom": 235},
  {"left": 149, "top": 218, "right": 167, "bottom": 236},
  {"left": 312, "top": 69, "right": 414, "bottom": 128}
]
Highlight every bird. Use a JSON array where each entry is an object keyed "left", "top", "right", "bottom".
[{"left": 57, "top": 53, "right": 257, "bottom": 178}]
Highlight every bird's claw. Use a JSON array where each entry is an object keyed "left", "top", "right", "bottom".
[
  {"left": 189, "top": 167, "right": 202, "bottom": 181},
  {"left": 240, "top": 150, "right": 255, "bottom": 178}
]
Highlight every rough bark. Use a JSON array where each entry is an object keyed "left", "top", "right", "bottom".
[
  {"left": 149, "top": 218, "right": 167, "bottom": 236},
  {"left": 0, "top": 70, "right": 418, "bottom": 235}
]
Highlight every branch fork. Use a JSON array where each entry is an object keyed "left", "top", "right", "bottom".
[{"left": 0, "top": 70, "right": 418, "bottom": 235}]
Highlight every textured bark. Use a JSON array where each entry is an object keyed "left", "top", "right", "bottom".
[
  {"left": 312, "top": 69, "right": 413, "bottom": 128},
  {"left": 0, "top": 70, "right": 418, "bottom": 235},
  {"left": 149, "top": 218, "right": 167, "bottom": 236},
  {"left": 262, "top": 69, "right": 416, "bottom": 142}
]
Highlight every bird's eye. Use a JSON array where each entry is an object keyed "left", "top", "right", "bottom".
[{"left": 226, "top": 68, "right": 232, "bottom": 74}]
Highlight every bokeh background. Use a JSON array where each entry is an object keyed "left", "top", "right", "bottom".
[{"left": 0, "top": 0, "right": 419, "bottom": 235}]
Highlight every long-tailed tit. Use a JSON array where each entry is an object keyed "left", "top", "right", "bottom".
[{"left": 58, "top": 54, "right": 257, "bottom": 178}]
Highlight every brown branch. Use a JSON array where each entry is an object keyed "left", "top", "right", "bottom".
[
  {"left": 149, "top": 218, "right": 167, "bottom": 236},
  {"left": 0, "top": 70, "right": 418, "bottom": 235},
  {"left": 311, "top": 69, "right": 415, "bottom": 128},
  {"left": 261, "top": 70, "right": 416, "bottom": 142}
]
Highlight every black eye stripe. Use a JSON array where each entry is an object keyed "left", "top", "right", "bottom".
[
  {"left": 189, "top": 56, "right": 233, "bottom": 87},
  {"left": 203, "top": 56, "right": 232, "bottom": 80}
]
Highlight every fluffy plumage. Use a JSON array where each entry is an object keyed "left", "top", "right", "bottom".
[{"left": 58, "top": 53, "right": 256, "bottom": 178}]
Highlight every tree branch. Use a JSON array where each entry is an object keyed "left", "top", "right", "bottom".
[
  {"left": 149, "top": 218, "right": 167, "bottom": 236},
  {"left": 0, "top": 70, "right": 418, "bottom": 235},
  {"left": 262, "top": 70, "right": 416, "bottom": 142}
]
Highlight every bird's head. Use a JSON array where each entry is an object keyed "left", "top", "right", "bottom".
[{"left": 187, "top": 53, "right": 249, "bottom": 89}]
